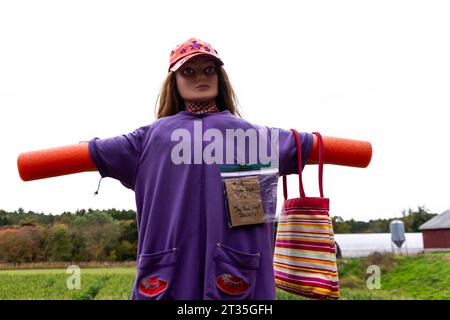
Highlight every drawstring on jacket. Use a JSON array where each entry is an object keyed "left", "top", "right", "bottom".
[
  {"left": 94, "top": 177, "right": 103, "bottom": 196},
  {"left": 78, "top": 140, "right": 102, "bottom": 196}
]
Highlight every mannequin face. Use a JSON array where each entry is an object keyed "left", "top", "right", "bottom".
[{"left": 175, "top": 55, "right": 219, "bottom": 104}]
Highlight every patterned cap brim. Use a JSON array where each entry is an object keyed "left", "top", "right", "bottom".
[{"left": 169, "top": 53, "right": 224, "bottom": 72}]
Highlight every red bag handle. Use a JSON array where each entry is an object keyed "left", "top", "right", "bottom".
[{"left": 283, "top": 131, "right": 324, "bottom": 199}]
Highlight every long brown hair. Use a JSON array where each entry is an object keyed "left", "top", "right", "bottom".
[{"left": 155, "top": 67, "right": 241, "bottom": 119}]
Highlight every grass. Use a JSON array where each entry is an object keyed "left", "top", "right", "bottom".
[
  {"left": 0, "top": 268, "right": 136, "bottom": 300},
  {"left": 380, "top": 253, "right": 450, "bottom": 299},
  {"left": 1, "top": 251, "right": 449, "bottom": 299},
  {"left": 334, "top": 251, "right": 449, "bottom": 300}
]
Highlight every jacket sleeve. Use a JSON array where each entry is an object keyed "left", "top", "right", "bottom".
[
  {"left": 88, "top": 126, "right": 148, "bottom": 189},
  {"left": 277, "top": 128, "right": 313, "bottom": 176}
]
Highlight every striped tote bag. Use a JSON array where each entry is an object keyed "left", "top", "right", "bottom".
[{"left": 274, "top": 130, "right": 339, "bottom": 299}]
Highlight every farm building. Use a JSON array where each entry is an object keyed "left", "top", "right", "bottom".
[{"left": 419, "top": 209, "right": 450, "bottom": 251}]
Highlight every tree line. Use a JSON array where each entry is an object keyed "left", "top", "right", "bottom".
[
  {"left": 0, "top": 208, "right": 137, "bottom": 263},
  {"left": 0, "top": 206, "right": 437, "bottom": 263},
  {"left": 332, "top": 206, "right": 437, "bottom": 234}
]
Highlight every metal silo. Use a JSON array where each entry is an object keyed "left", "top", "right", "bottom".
[{"left": 390, "top": 220, "right": 405, "bottom": 248}]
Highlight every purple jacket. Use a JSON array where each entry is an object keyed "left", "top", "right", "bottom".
[{"left": 88, "top": 110, "right": 312, "bottom": 300}]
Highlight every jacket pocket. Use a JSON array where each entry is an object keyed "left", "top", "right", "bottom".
[
  {"left": 206, "top": 243, "right": 261, "bottom": 300},
  {"left": 135, "top": 247, "right": 177, "bottom": 300}
]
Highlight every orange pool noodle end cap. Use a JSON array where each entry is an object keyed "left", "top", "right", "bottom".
[
  {"left": 308, "top": 135, "right": 372, "bottom": 168},
  {"left": 17, "top": 143, "right": 96, "bottom": 181}
]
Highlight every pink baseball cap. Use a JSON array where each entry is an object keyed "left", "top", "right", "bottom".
[{"left": 168, "top": 38, "right": 224, "bottom": 72}]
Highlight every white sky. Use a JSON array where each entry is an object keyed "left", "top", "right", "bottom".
[{"left": 1, "top": 0, "right": 450, "bottom": 222}]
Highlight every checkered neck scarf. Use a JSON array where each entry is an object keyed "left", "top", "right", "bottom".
[{"left": 185, "top": 102, "right": 220, "bottom": 114}]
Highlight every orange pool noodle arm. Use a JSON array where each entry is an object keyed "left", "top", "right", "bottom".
[
  {"left": 307, "top": 135, "right": 372, "bottom": 168},
  {"left": 17, "top": 135, "right": 372, "bottom": 181},
  {"left": 17, "top": 143, "right": 97, "bottom": 181}
]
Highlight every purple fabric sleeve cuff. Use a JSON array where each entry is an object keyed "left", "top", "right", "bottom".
[{"left": 88, "top": 138, "right": 108, "bottom": 178}]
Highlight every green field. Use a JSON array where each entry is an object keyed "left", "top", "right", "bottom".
[
  {"left": 1, "top": 251, "right": 449, "bottom": 300},
  {"left": 0, "top": 268, "right": 136, "bottom": 300}
]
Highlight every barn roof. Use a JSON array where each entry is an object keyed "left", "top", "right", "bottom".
[{"left": 419, "top": 209, "right": 450, "bottom": 230}]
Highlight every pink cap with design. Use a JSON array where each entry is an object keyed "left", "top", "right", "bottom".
[{"left": 169, "top": 38, "right": 224, "bottom": 72}]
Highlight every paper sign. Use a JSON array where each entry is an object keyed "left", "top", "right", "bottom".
[{"left": 224, "top": 176, "right": 265, "bottom": 227}]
